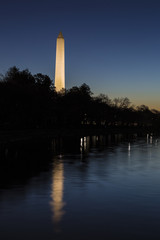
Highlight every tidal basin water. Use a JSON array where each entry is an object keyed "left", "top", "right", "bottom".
[{"left": 1, "top": 134, "right": 160, "bottom": 240}]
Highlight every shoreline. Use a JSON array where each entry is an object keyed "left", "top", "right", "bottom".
[{"left": 0, "top": 127, "right": 157, "bottom": 144}]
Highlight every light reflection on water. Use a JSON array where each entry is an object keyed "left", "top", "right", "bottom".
[
  {"left": 1, "top": 134, "right": 160, "bottom": 239},
  {"left": 50, "top": 160, "right": 65, "bottom": 232}
]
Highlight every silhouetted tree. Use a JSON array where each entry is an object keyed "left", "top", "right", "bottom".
[
  {"left": 4, "top": 66, "right": 35, "bottom": 87},
  {"left": 0, "top": 67, "right": 160, "bottom": 130},
  {"left": 113, "top": 97, "right": 131, "bottom": 109}
]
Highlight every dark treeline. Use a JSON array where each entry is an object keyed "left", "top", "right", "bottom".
[{"left": 0, "top": 66, "right": 160, "bottom": 130}]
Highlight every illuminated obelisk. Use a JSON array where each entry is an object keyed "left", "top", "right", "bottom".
[{"left": 55, "top": 32, "right": 65, "bottom": 91}]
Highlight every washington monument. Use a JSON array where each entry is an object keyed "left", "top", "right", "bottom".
[{"left": 55, "top": 32, "right": 65, "bottom": 91}]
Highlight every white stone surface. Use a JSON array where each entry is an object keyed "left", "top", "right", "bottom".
[{"left": 55, "top": 32, "right": 65, "bottom": 91}]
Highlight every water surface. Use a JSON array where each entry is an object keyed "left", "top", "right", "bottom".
[{"left": 0, "top": 134, "right": 160, "bottom": 239}]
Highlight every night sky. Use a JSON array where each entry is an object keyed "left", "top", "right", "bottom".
[{"left": 1, "top": 0, "right": 160, "bottom": 109}]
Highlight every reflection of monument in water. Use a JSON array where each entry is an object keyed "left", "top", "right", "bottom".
[
  {"left": 50, "top": 160, "right": 65, "bottom": 230},
  {"left": 55, "top": 32, "right": 65, "bottom": 91}
]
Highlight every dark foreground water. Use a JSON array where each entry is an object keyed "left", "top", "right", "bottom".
[{"left": 0, "top": 133, "right": 160, "bottom": 240}]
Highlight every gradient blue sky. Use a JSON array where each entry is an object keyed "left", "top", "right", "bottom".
[{"left": 1, "top": 0, "right": 160, "bottom": 109}]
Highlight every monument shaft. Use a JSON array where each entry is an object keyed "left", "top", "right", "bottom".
[{"left": 55, "top": 32, "right": 65, "bottom": 91}]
